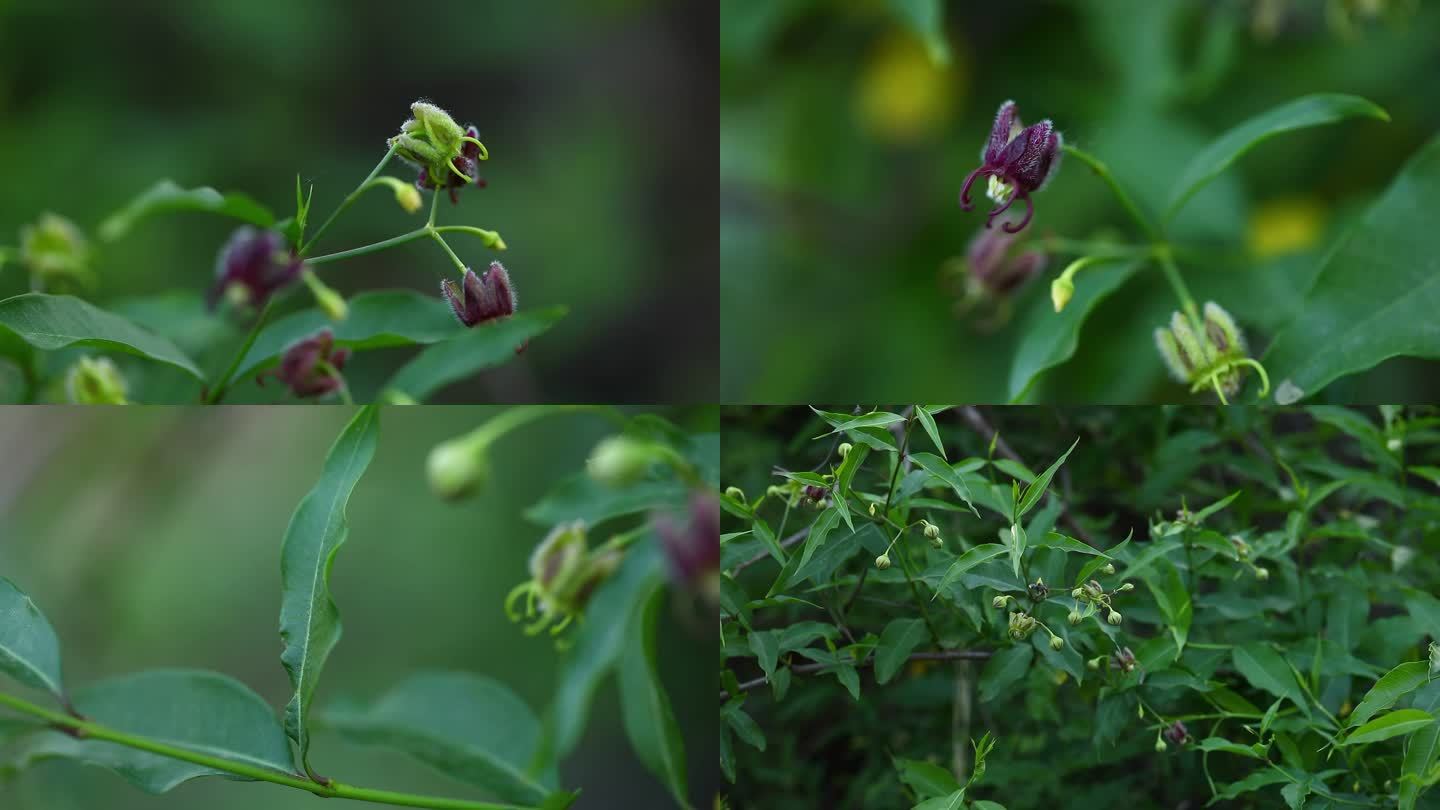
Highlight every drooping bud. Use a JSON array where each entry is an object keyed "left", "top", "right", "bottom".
[
  {"left": 993, "top": 594, "right": 1012, "bottom": 609},
  {"left": 441, "top": 262, "right": 516, "bottom": 328},
  {"left": 1008, "top": 611, "right": 1038, "bottom": 640},
  {"left": 1118, "top": 582, "right": 1134, "bottom": 592},
  {"left": 1050, "top": 274, "right": 1074, "bottom": 313},
  {"left": 724, "top": 486, "right": 746, "bottom": 502},
  {"left": 1255, "top": 566, "right": 1270, "bottom": 581},
  {"left": 655, "top": 493, "right": 720, "bottom": 603},
  {"left": 1049, "top": 634, "right": 1065, "bottom": 651},
  {"left": 210, "top": 227, "right": 304, "bottom": 310},
  {"left": 868, "top": 503, "right": 878, "bottom": 516},
  {"left": 301, "top": 270, "right": 348, "bottom": 322},
  {"left": 64, "top": 356, "right": 127, "bottom": 404},
  {"left": 930, "top": 535, "right": 944, "bottom": 549},
  {"left": 258, "top": 329, "right": 351, "bottom": 399},
  {"left": 587, "top": 435, "right": 657, "bottom": 487},
  {"left": 1067, "top": 610, "right": 1082, "bottom": 625},
  {"left": 1086, "top": 656, "right": 1104, "bottom": 670},
  {"left": 20, "top": 212, "right": 93, "bottom": 291},
  {"left": 1155, "top": 738, "right": 1168, "bottom": 753},
  {"left": 838, "top": 442, "right": 853, "bottom": 459},
  {"left": 1107, "top": 610, "right": 1123, "bottom": 625},
  {"left": 1100, "top": 563, "right": 1116, "bottom": 575},
  {"left": 923, "top": 521, "right": 941, "bottom": 539},
  {"left": 427, "top": 438, "right": 490, "bottom": 500},
  {"left": 371, "top": 176, "right": 424, "bottom": 214},
  {"left": 875, "top": 554, "right": 892, "bottom": 570}
]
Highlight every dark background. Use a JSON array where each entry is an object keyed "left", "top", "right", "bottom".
[
  {"left": 720, "top": 0, "right": 1440, "bottom": 402},
  {"left": 0, "top": 0, "right": 717, "bottom": 403},
  {"left": 0, "top": 405, "right": 718, "bottom": 808}
]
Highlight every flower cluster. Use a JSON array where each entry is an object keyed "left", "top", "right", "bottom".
[
  {"left": 390, "top": 102, "right": 489, "bottom": 205},
  {"left": 1154, "top": 301, "right": 1270, "bottom": 403},
  {"left": 1068, "top": 573, "right": 1132, "bottom": 627}
]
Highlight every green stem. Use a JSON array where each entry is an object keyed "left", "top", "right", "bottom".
[
  {"left": 302, "top": 143, "right": 399, "bottom": 255},
  {"left": 0, "top": 691, "right": 535, "bottom": 810},
  {"left": 449, "top": 405, "right": 628, "bottom": 458},
  {"left": 430, "top": 230, "right": 468, "bottom": 273},
  {"left": 205, "top": 298, "right": 276, "bottom": 404},
  {"left": 306, "top": 228, "right": 431, "bottom": 266},
  {"left": 1154, "top": 245, "right": 1199, "bottom": 319},
  {"left": 316, "top": 360, "right": 354, "bottom": 405},
  {"left": 1060, "top": 144, "right": 1160, "bottom": 242}
]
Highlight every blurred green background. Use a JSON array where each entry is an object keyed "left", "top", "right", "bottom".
[
  {"left": 720, "top": 0, "right": 1440, "bottom": 402},
  {"left": 0, "top": 0, "right": 716, "bottom": 403},
  {"left": 0, "top": 406, "right": 718, "bottom": 808}
]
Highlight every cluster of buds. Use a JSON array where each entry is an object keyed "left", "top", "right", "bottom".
[
  {"left": 1154, "top": 302, "right": 1270, "bottom": 403},
  {"left": 920, "top": 519, "right": 943, "bottom": 549},
  {"left": 1069, "top": 572, "right": 1131, "bottom": 626},
  {"left": 505, "top": 521, "right": 623, "bottom": 640},
  {"left": 389, "top": 101, "right": 489, "bottom": 205}
]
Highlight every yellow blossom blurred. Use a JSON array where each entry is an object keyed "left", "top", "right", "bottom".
[
  {"left": 1247, "top": 196, "right": 1326, "bottom": 258},
  {"left": 855, "top": 30, "right": 966, "bottom": 145}
]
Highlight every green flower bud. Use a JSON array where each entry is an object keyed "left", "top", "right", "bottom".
[
  {"left": 1050, "top": 275, "right": 1074, "bottom": 313},
  {"left": 923, "top": 521, "right": 941, "bottom": 539},
  {"left": 1100, "top": 563, "right": 1116, "bottom": 575},
  {"left": 875, "top": 554, "right": 891, "bottom": 570},
  {"left": 1155, "top": 738, "right": 1168, "bottom": 753},
  {"left": 1049, "top": 634, "right": 1065, "bottom": 651},
  {"left": 1118, "top": 582, "right": 1134, "bottom": 592},
  {"left": 371, "top": 176, "right": 424, "bottom": 214},
  {"left": 301, "top": 270, "right": 348, "bottom": 322},
  {"left": 868, "top": 502, "right": 877, "bottom": 516},
  {"left": 1007, "top": 611, "right": 1038, "bottom": 640},
  {"left": 993, "top": 594, "right": 1011, "bottom": 609},
  {"left": 1107, "top": 610, "right": 1122, "bottom": 625},
  {"left": 586, "top": 435, "right": 657, "bottom": 487},
  {"left": 1255, "top": 566, "right": 1269, "bottom": 581},
  {"left": 1067, "top": 610, "right": 1082, "bottom": 625},
  {"left": 930, "top": 535, "right": 944, "bottom": 549},
  {"left": 427, "top": 439, "right": 489, "bottom": 500},
  {"left": 1086, "top": 656, "right": 1104, "bottom": 670},
  {"left": 1071, "top": 587, "right": 1085, "bottom": 600},
  {"left": 1386, "top": 437, "right": 1403, "bottom": 452},
  {"left": 64, "top": 356, "right": 127, "bottom": 404},
  {"left": 724, "top": 486, "right": 746, "bottom": 502},
  {"left": 838, "top": 442, "right": 853, "bottom": 458},
  {"left": 20, "top": 212, "right": 94, "bottom": 291}
]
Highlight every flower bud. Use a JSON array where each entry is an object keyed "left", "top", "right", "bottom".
[
  {"left": 1118, "top": 582, "right": 1134, "bottom": 592},
  {"left": 724, "top": 486, "right": 746, "bottom": 502},
  {"left": 1255, "top": 566, "right": 1270, "bottom": 581},
  {"left": 427, "top": 439, "right": 489, "bottom": 500},
  {"left": 1163, "top": 720, "right": 1189, "bottom": 747},
  {"left": 1086, "top": 656, "right": 1104, "bottom": 671},
  {"left": 655, "top": 493, "right": 720, "bottom": 603},
  {"left": 838, "top": 442, "right": 853, "bottom": 458},
  {"left": 1050, "top": 275, "right": 1074, "bottom": 313},
  {"left": 371, "top": 176, "right": 424, "bottom": 214},
  {"left": 1071, "top": 587, "right": 1085, "bottom": 599},
  {"left": 923, "top": 521, "right": 940, "bottom": 539},
  {"left": 1049, "top": 634, "right": 1064, "bottom": 651},
  {"left": 20, "top": 212, "right": 93, "bottom": 291},
  {"left": 1100, "top": 563, "right": 1116, "bottom": 575},
  {"left": 64, "top": 356, "right": 127, "bottom": 404},
  {"left": 875, "top": 554, "right": 892, "bottom": 570},
  {"left": 1386, "top": 437, "right": 1403, "bottom": 452},
  {"left": 1107, "top": 610, "right": 1122, "bottom": 625},
  {"left": 441, "top": 262, "right": 516, "bottom": 328},
  {"left": 587, "top": 435, "right": 657, "bottom": 487},
  {"left": 1067, "top": 610, "right": 1082, "bottom": 625},
  {"left": 301, "top": 270, "right": 348, "bottom": 322},
  {"left": 993, "top": 595, "right": 1011, "bottom": 609},
  {"left": 258, "top": 329, "right": 351, "bottom": 399},
  {"left": 1155, "top": 738, "right": 1168, "bottom": 753},
  {"left": 930, "top": 535, "right": 944, "bottom": 549},
  {"left": 210, "top": 227, "right": 304, "bottom": 311},
  {"left": 868, "top": 503, "right": 877, "bottom": 516},
  {"left": 1008, "top": 611, "right": 1038, "bottom": 640}
]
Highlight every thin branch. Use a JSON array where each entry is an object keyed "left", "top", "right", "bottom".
[{"left": 720, "top": 649, "right": 994, "bottom": 700}]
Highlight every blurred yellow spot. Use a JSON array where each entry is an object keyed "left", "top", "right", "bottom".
[
  {"left": 906, "top": 658, "right": 937, "bottom": 678},
  {"left": 855, "top": 31, "right": 963, "bottom": 144},
  {"left": 1247, "top": 197, "right": 1326, "bottom": 258}
]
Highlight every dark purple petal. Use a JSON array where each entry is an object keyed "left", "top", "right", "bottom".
[
  {"left": 1005, "top": 120, "right": 1061, "bottom": 192},
  {"left": 262, "top": 329, "right": 347, "bottom": 398},
  {"left": 656, "top": 493, "right": 720, "bottom": 591},
  {"left": 984, "top": 100, "right": 1019, "bottom": 165},
  {"left": 441, "top": 263, "right": 517, "bottom": 328},
  {"left": 209, "top": 227, "right": 303, "bottom": 310}
]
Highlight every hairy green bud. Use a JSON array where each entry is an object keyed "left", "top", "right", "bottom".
[
  {"left": 875, "top": 554, "right": 891, "bottom": 570},
  {"left": 1049, "top": 634, "right": 1065, "bottom": 651},
  {"left": 1107, "top": 610, "right": 1123, "bottom": 626},
  {"left": 65, "top": 356, "right": 127, "bottom": 404},
  {"left": 838, "top": 442, "right": 853, "bottom": 458}
]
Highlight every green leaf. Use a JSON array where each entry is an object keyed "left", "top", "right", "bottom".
[
  {"left": 1349, "top": 661, "right": 1431, "bottom": 728},
  {"left": 0, "top": 577, "right": 64, "bottom": 697},
  {"left": 721, "top": 702, "right": 765, "bottom": 752},
  {"left": 886, "top": 0, "right": 949, "bottom": 64},
  {"left": 1017, "top": 438, "right": 1079, "bottom": 519},
  {"left": 1074, "top": 533, "right": 1130, "bottom": 587},
  {"left": 99, "top": 180, "right": 275, "bottom": 241},
  {"left": 525, "top": 475, "right": 687, "bottom": 527},
  {"left": 17, "top": 670, "right": 293, "bottom": 793},
  {"left": 783, "top": 508, "right": 840, "bottom": 591},
  {"left": 1166, "top": 93, "right": 1388, "bottom": 219},
  {"left": 1146, "top": 558, "right": 1192, "bottom": 653},
  {"left": 1341, "top": 709, "right": 1435, "bottom": 746},
  {"left": 912, "top": 789, "right": 965, "bottom": 810},
  {"left": 1265, "top": 135, "right": 1440, "bottom": 403},
  {"left": 834, "top": 662, "right": 861, "bottom": 700},
  {"left": 1007, "top": 260, "right": 1142, "bottom": 401},
  {"left": 234, "top": 291, "right": 466, "bottom": 380},
  {"left": 1031, "top": 532, "right": 1110, "bottom": 556},
  {"left": 382, "top": 308, "right": 568, "bottom": 402},
  {"left": 930, "top": 544, "right": 1009, "bottom": 600},
  {"left": 1232, "top": 643, "right": 1309, "bottom": 719},
  {"left": 1401, "top": 699, "right": 1440, "bottom": 809},
  {"left": 748, "top": 630, "right": 780, "bottom": 683},
  {"left": 811, "top": 408, "right": 905, "bottom": 435},
  {"left": 545, "top": 537, "right": 664, "bottom": 761},
  {"left": 618, "top": 585, "right": 689, "bottom": 809},
  {"left": 322, "top": 672, "right": 556, "bottom": 805},
  {"left": 1008, "top": 522, "right": 1026, "bottom": 580},
  {"left": 893, "top": 756, "right": 961, "bottom": 799},
  {"left": 1191, "top": 490, "right": 1241, "bottom": 524},
  {"left": 834, "top": 442, "right": 871, "bottom": 501},
  {"left": 1196, "top": 737, "right": 1268, "bottom": 759},
  {"left": 874, "top": 618, "right": 928, "bottom": 685},
  {"left": 0, "top": 293, "right": 204, "bottom": 380},
  {"left": 910, "top": 452, "right": 979, "bottom": 516},
  {"left": 915, "top": 406, "right": 945, "bottom": 459},
  {"left": 278, "top": 406, "right": 381, "bottom": 774},
  {"left": 978, "top": 645, "right": 1032, "bottom": 702}
]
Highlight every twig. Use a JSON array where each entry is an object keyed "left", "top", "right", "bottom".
[{"left": 720, "top": 649, "right": 993, "bottom": 700}]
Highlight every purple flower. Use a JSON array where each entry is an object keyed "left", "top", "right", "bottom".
[
  {"left": 959, "top": 100, "right": 1063, "bottom": 234},
  {"left": 259, "top": 329, "right": 350, "bottom": 398},
  {"left": 209, "top": 227, "right": 304, "bottom": 310},
  {"left": 441, "top": 261, "right": 516, "bottom": 327},
  {"left": 1162, "top": 720, "right": 1190, "bottom": 746},
  {"left": 655, "top": 493, "right": 720, "bottom": 600},
  {"left": 965, "top": 224, "right": 1048, "bottom": 297},
  {"left": 417, "top": 124, "right": 488, "bottom": 205}
]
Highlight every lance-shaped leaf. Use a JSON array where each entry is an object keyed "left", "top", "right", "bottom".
[
  {"left": 99, "top": 180, "right": 275, "bottom": 241},
  {"left": 1232, "top": 643, "right": 1310, "bottom": 720},
  {"left": 910, "top": 452, "right": 979, "bottom": 516},
  {"left": 15, "top": 670, "right": 294, "bottom": 793},
  {"left": 278, "top": 405, "right": 381, "bottom": 775},
  {"left": 930, "top": 544, "right": 1009, "bottom": 600},
  {"left": 874, "top": 618, "right": 928, "bottom": 685},
  {"left": 1265, "top": 135, "right": 1440, "bottom": 403},
  {"left": 0, "top": 577, "right": 64, "bottom": 698},
  {"left": 382, "top": 307, "right": 568, "bottom": 402},
  {"left": 1340, "top": 709, "right": 1435, "bottom": 746},
  {"left": 1166, "top": 93, "right": 1388, "bottom": 219},
  {"left": 322, "top": 671, "right": 559, "bottom": 805},
  {"left": 0, "top": 294, "right": 204, "bottom": 380},
  {"left": 1348, "top": 661, "right": 1430, "bottom": 728},
  {"left": 619, "top": 581, "right": 690, "bottom": 808}
]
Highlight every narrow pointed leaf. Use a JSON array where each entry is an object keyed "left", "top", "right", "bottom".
[
  {"left": 915, "top": 406, "right": 945, "bottom": 459},
  {"left": 1017, "top": 438, "right": 1079, "bottom": 519},
  {"left": 278, "top": 405, "right": 381, "bottom": 774},
  {"left": 910, "top": 452, "right": 979, "bottom": 516},
  {"left": 0, "top": 577, "right": 64, "bottom": 698},
  {"left": 1232, "top": 643, "right": 1310, "bottom": 719},
  {"left": 619, "top": 583, "right": 690, "bottom": 808},
  {"left": 322, "top": 671, "right": 557, "bottom": 805},
  {"left": 1007, "top": 260, "right": 1142, "bottom": 401},
  {"left": 15, "top": 670, "right": 293, "bottom": 793},
  {"left": 1146, "top": 558, "right": 1192, "bottom": 653},
  {"left": 0, "top": 293, "right": 204, "bottom": 379},
  {"left": 1341, "top": 709, "right": 1435, "bottom": 746},
  {"left": 1166, "top": 93, "right": 1388, "bottom": 219},
  {"left": 875, "top": 618, "right": 928, "bottom": 685},
  {"left": 931, "top": 544, "right": 1008, "bottom": 600},
  {"left": 382, "top": 307, "right": 568, "bottom": 402},
  {"left": 1265, "top": 135, "right": 1440, "bottom": 402},
  {"left": 1349, "top": 661, "right": 1430, "bottom": 728},
  {"left": 99, "top": 180, "right": 275, "bottom": 240}
]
